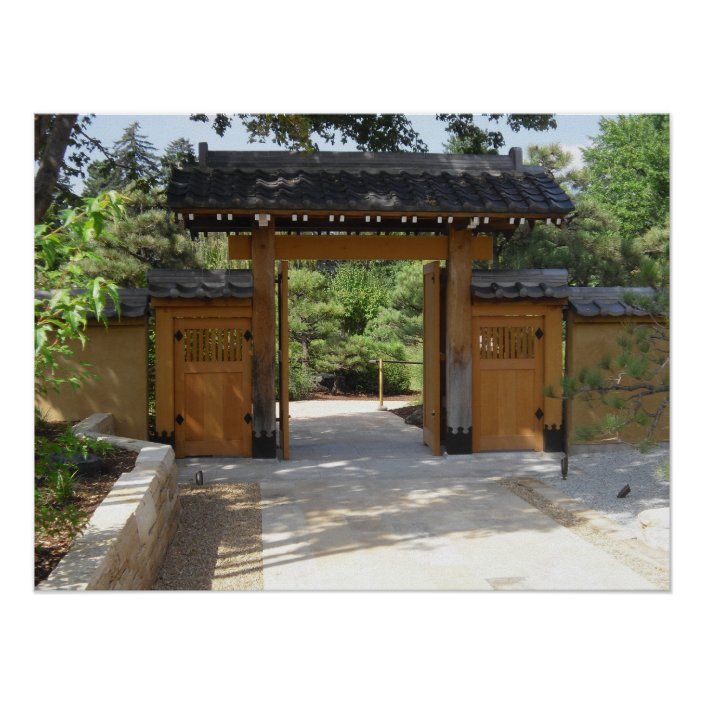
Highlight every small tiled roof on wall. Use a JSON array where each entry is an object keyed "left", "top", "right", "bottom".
[
  {"left": 147, "top": 269, "right": 253, "bottom": 299},
  {"left": 568, "top": 287, "right": 656, "bottom": 317},
  {"left": 35, "top": 288, "right": 149, "bottom": 318},
  {"left": 472, "top": 269, "right": 570, "bottom": 300},
  {"left": 168, "top": 148, "right": 574, "bottom": 215}
]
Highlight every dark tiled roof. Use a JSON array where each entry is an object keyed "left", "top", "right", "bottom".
[
  {"left": 168, "top": 150, "right": 574, "bottom": 215},
  {"left": 568, "top": 287, "right": 655, "bottom": 317},
  {"left": 204, "top": 150, "right": 528, "bottom": 173},
  {"left": 472, "top": 269, "right": 570, "bottom": 300},
  {"left": 35, "top": 288, "right": 148, "bottom": 319},
  {"left": 147, "top": 269, "right": 253, "bottom": 299}
]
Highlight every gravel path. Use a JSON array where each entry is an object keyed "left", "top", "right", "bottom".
[
  {"left": 154, "top": 484, "right": 263, "bottom": 590},
  {"left": 544, "top": 447, "right": 670, "bottom": 527},
  {"left": 501, "top": 477, "right": 669, "bottom": 589}
]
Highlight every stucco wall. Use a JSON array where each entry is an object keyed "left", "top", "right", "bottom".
[
  {"left": 566, "top": 314, "right": 669, "bottom": 445},
  {"left": 36, "top": 318, "right": 149, "bottom": 440}
]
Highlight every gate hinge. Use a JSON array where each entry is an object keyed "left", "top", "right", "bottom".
[
  {"left": 244, "top": 412, "right": 252, "bottom": 424},
  {"left": 174, "top": 330, "right": 183, "bottom": 342},
  {"left": 176, "top": 414, "right": 184, "bottom": 425},
  {"left": 244, "top": 330, "right": 253, "bottom": 341},
  {"left": 535, "top": 408, "right": 544, "bottom": 421}
]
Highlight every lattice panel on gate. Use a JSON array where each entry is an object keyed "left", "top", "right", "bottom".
[
  {"left": 478, "top": 325, "right": 535, "bottom": 360},
  {"left": 182, "top": 328, "right": 245, "bottom": 362}
]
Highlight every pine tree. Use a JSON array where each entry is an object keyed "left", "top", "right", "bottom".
[
  {"left": 113, "top": 121, "right": 160, "bottom": 185},
  {"left": 160, "top": 138, "right": 196, "bottom": 183},
  {"left": 82, "top": 122, "right": 160, "bottom": 196}
]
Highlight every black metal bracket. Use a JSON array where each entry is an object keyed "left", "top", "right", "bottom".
[
  {"left": 252, "top": 430, "right": 277, "bottom": 458},
  {"left": 544, "top": 424, "right": 566, "bottom": 452},
  {"left": 244, "top": 330, "right": 253, "bottom": 341},
  {"left": 149, "top": 430, "right": 175, "bottom": 447},
  {"left": 535, "top": 327, "right": 544, "bottom": 340},
  {"left": 445, "top": 426, "right": 472, "bottom": 454},
  {"left": 174, "top": 330, "right": 183, "bottom": 342},
  {"left": 535, "top": 408, "right": 544, "bottom": 421},
  {"left": 175, "top": 414, "right": 184, "bottom": 425},
  {"left": 244, "top": 412, "right": 252, "bottom": 424}
]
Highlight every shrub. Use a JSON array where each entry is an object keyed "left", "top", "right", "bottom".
[
  {"left": 34, "top": 423, "right": 111, "bottom": 540},
  {"left": 288, "top": 361, "right": 316, "bottom": 400},
  {"left": 335, "top": 337, "right": 412, "bottom": 395}
]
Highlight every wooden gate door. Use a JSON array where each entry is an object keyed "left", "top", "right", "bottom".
[
  {"left": 278, "top": 261, "right": 290, "bottom": 459},
  {"left": 422, "top": 261, "right": 442, "bottom": 455},
  {"left": 174, "top": 317, "right": 253, "bottom": 458},
  {"left": 472, "top": 316, "right": 544, "bottom": 452}
]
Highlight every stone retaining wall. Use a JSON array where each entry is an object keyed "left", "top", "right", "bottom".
[{"left": 37, "top": 413, "right": 180, "bottom": 590}]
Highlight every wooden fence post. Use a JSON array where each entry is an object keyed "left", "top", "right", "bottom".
[
  {"left": 251, "top": 216, "right": 277, "bottom": 457},
  {"left": 445, "top": 223, "right": 473, "bottom": 453}
]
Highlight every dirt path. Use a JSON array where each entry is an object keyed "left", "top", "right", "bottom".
[{"left": 155, "top": 483, "right": 263, "bottom": 590}]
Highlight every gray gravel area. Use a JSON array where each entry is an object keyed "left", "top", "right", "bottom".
[
  {"left": 154, "top": 483, "right": 263, "bottom": 590},
  {"left": 544, "top": 447, "right": 670, "bottom": 527}
]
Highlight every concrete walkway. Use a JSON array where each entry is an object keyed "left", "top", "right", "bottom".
[{"left": 178, "top": 400, "right": 659, "bottom": 590}]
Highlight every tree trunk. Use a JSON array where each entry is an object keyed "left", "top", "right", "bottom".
[{"left": 34, "top": 114, "right": 78, "bottom": 224}]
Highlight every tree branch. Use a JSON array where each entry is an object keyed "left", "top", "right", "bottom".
[{"left": 34, "top": 114, "right": 78, "bottom": 224}]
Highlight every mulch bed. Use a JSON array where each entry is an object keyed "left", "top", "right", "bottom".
[
  {"left": 154, "top": 483, "right": 263, "bottom": 591},
  {"left": 34, "top": 422, "right": 137, "bottom": 585},
  {"left": 390, "top": 403, "right": 423, "bottom": 427}
]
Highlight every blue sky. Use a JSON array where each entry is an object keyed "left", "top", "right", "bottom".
[{"left": 73, "top": 113, "right": 610, "bottom": 186}]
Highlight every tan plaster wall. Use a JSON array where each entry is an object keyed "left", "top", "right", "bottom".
[
  {"left": 36, "top": 319, "right": 148, "bottom": 440},
  {"left": 566, "top": 315, "right": 669, "bottom": 445}
]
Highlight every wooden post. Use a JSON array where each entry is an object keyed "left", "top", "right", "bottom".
[
  {"left": 278, "top": 261, "right": 290, "bottom": 460},
  {"left": 543, "top": 306, "right": 565, "bottom": 451},
  {"left": 154, "top": 306, "right": 174, "bottom": 446},
  {"left": 444, "top": 223, "right": 473, "bottom": 453},
  {"left": 251, "top": 216, "right": 277, "bottom": 457},
  {"left": 377, "top": 358, "right": 387, "bottom": 410}
]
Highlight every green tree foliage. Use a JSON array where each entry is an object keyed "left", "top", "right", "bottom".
[
  {"left": 160, "top": 138, "right": 196, "bottom": 183},
  {"left": 367, "top": 261, "right": 423, "bottom": 345},
  {"left": 283, "top": 262, "right": 416, "bottom": 397},
  {"left": 192, "top": 113, "right": 556, "bottom": 153},
  {"left": 519, "top": 119, "right": 671, "bottom": 450},
  {"left": 35, "top": 194, "right": 127, "bottom": 540},
  {"left": 501, "top": 129, "right": 671, "bottom": 289},
  {"left": 284, "top": 267, "right": 345, "bottom": 399},
  {"left": 329, "top": 263, "right": 388, "bottom": 334},
  {"left": 288, "top": 268, "right": 345, "bottom": 363},
  {"left": 499, "top": 201, "right": 644, "bottom": 286},
  {"left": 74, "top": 189, "right": 205, "bottom": 286},
  {"left": 525, "top": 142, "right": 585, "bottom": 190},
  {"left": 35, "top": 192, "right": 125, "bottom": 395},
  {"left": 83, "top": 122, "right": 160, "bottom": 196},
  {"left": 581, "top": 115, "right": 670, "bottom": 237}
]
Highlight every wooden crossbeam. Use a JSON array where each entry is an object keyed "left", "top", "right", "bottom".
[{"left": 228, "top": 234, "right": 493, "bottom": 261}]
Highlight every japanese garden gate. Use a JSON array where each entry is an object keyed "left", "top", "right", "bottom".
[{"left": 158, "top": 146, "right": 574, "bottom": 459}]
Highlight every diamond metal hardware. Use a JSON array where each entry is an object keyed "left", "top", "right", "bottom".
[
  {"left": 174, "top": 330, "right": 183, "bottom": 342},
  {"left": 535, "top": 408, "right": 544, "bottom": 421},
  {"left": 535, "top": 328, "right": 544, "bottom": 340},
  {"left": 244, "top": 330, "right": 253, "bottom": 341},
  {"left": 244, "top": 413, "right": 252, "bottom": 424},
  {"left": 176, "top": 414, "right": 184, "bottom": 425}
]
